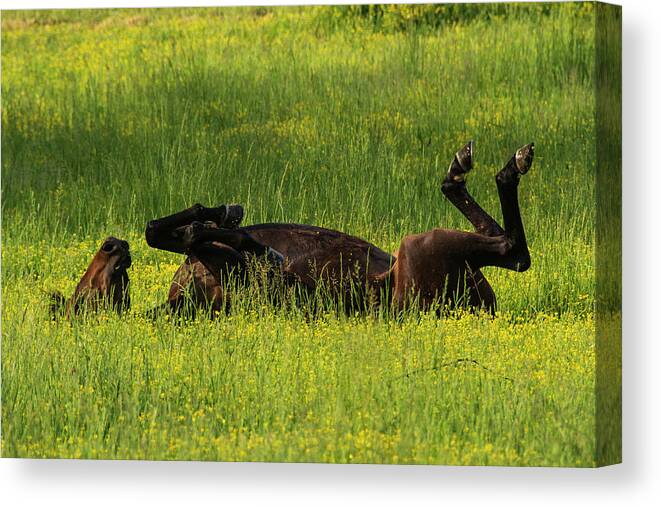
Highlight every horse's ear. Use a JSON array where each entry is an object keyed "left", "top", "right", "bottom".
[
  {"left": 48, "top": 291, "right": 67, "bottom": 319},
  {"left": 221, "top": 204, "right": 244, "bottom": 229}
]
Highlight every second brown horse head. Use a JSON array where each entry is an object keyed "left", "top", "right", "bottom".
[{"left": 52, "top": 236, "right": 132, "bottom": 317}]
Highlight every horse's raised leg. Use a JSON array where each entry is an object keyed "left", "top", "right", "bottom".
[
  {"left": 438, "top": 142, "right": 534, "bottom": 272},
  {"left": 445, "top": 143, "right": 533, "bottom": 272},
  {"left": 177, "top": 221, "right": 284, "bottom": 267},
  {"left": 493, "top": 143, "right": 534, "bottom": 272},
  {"left": 438, "top": 141, "right": 504, "bottom": 311},
  {"left": 145, "top": 204, "right": 244, "bottom": 254},
  {"left": 441, "top": 141, "right": 504, "bottom": 237}
]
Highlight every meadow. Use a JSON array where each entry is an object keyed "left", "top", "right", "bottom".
[{"left": 1, "top": 4, "right": 617, "bottom": 465}]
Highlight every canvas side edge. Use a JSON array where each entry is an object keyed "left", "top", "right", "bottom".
[{"left": 594, "top": 1, "right": 622, "bottom": 467}]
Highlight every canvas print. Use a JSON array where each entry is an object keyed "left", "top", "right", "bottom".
[{"left": 1, "top": 2, "right": 621, "bottom": 466}]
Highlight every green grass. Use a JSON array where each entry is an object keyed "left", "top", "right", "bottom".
[{"left": 1, "top": 4, "right": 616, "bottom": 465}]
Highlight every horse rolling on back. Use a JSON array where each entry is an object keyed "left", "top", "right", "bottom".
[{"left": 144, "top": 141, "right": 533, "bottom": 316}]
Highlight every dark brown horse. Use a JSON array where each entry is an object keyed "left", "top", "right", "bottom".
[
  {"left": 50, "top": 237, "right": 131, "bottom": 317},
  {"left": 145, "top": 142, "right": 532, "bottom": 316}
]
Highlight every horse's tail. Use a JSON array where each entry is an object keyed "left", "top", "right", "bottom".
[{"left": 367, "top": 260, "right": 397, "bottom": 309}]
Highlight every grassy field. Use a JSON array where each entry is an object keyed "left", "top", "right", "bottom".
[{"left": 1, "top": 4, "right": 616, "bottom": 466}]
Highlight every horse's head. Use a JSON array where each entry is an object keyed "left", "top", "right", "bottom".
[
  {"left": 67, "top": 237, "right": 131, "bottom": 315},
  {"left": 96, "top": 236, "right": 132, "bottom": 278}
]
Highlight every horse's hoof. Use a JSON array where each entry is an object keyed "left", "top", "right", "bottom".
[
  {"left": 206, "top": 204, "right": 244, "bottom": 229},
  {"left": 515, "top": 143, "right": 534, "bottom": 174},
  {"left": 221, "top": 204, "right": 244, "bottom": 229},
  {"left": 447, "top": 140, "right": 473, "bottom": 183}
]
